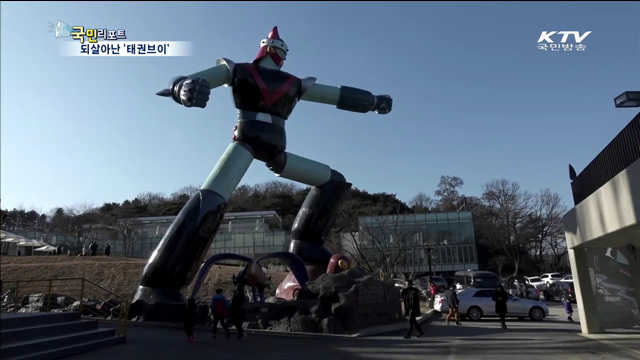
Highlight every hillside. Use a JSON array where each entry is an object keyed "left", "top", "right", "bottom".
[{"left": 0, "top": 255, "right": 288, "bottom": 301}]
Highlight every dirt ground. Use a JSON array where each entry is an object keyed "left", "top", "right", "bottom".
[{"left": 0, "top": 255, "right": 288, "bottom": 301}]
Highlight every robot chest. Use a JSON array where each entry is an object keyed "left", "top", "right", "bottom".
[{"left": 232, "top": 66, "right": 301, "bottom": 116}]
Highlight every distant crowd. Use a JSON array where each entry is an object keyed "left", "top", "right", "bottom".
[{"left": 15, "top": 241, "right": 111, "bottom": 257}]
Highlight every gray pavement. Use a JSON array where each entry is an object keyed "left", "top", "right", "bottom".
[{"left": 68, "top": 302, "right": 640, "bottom": 360}]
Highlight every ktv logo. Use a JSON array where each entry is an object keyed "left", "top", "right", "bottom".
[{"left": 537, "top": 31, "right": 592, "bottom": 53}]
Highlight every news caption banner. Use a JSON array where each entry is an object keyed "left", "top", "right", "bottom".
[
  {"left": 59, "top": 26, "right": 192, "bottom": 56},
  {"left": 536, "top": 30, "right": 591, "bottom": 52}
]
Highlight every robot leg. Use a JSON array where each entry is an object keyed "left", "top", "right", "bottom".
[
  {"left": 266, "top": 152, "right": 352, "bottom": 268},
  {"left": 131, "top": 142, "right": 254, "bottom": 321}
]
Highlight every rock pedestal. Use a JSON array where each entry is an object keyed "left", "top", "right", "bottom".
[{"left": 244, "top": 268, "right": 403, "bottom": 334}]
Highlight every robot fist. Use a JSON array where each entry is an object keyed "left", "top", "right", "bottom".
[
  {"left": 374, "top": 95, "right": 393, "bottom": 115},
  {"left": 169, "top": 76, "right": 211, "bottom": 108}
]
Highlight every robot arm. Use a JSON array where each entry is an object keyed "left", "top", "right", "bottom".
[
  {"left": 156, "top": 58, "right": 235, "bottom": 108},
  {"left": 301, "top": 80, "right": 392, "bottom": 114},
  {"left": 188, "top": 58, "right": 234, "bottom": 89}
]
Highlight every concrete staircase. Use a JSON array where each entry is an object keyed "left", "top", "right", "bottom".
[{"left": 0, "top": 312, "right": 125, "bottom": 360}]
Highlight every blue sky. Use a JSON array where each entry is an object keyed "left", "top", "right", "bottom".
[{"left": 1, "top": 1, "right": 639, "bottom": 214}]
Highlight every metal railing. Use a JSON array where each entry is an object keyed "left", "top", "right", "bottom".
[{"left": 1, "top": 278, "right": 128, "bottom": 337}]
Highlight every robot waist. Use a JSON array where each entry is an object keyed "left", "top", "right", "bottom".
[{"left": 237, "top": 110, "right": 285, "bottom": 128}]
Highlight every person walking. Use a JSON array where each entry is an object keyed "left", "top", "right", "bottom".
[
  {"left": 229, "top": 283, "right": 246, "bottom": 339},
  {"left": 562, "top": 297, "right": 574, "bottom": 322},
  {"left": 429, "top": 281, "right": 438, "bottom": 308},
  {"left": 401, "top": 280, "right": 424, "bottom": 339},
  {"left": 492, "top": 285, "right": 509, "bottom": 329},
  {"left": 104, "top": 243, "right": 111, "bottom": 257},
  {"left": 444, "top": 285, "right": 461, "bottom": 325},
  {"left": 183, "top": 298, "right": 197, "bottom": 342},
  {"left": 211, "top": 288, "right": 231, "bottom": 338},
  {"left": 89, "top": 241, "right": 98, "bottom": 256}
]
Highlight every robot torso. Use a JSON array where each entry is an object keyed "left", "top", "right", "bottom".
[{"left": 231, "top": 63, "right": 303, "bottom": 121}]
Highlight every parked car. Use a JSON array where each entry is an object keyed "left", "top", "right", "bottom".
[
  {"left": 434, "top": 288, "right": 548, "bottom": 321},
  {"left": 525, "top": 276, "right": 546, "bottom": 290},
  {"left": 560, "top": 275, "right": 573, "bottom": 282},
  {"left": 509, "top": 283, "right": 540, "bottom": 300},
  {"left": 453, "top": 270, "right": 502, "bottom": 290},
  {"left": 540, "top": 273, "right": 563, "bottom": 286},
  {"left": 543, "top": 282, "right": 575, "bottom": 303}
]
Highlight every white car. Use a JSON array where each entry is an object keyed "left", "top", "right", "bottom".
[
  {"left": 524, "top": 276, "right": 545, "bottom": 290},
  {"left": 434, "top": 288, "right": 548, "bottom": 321},
  {"left": 509, "top": 283, "right": 540, "bottom": 300},
  {"left": 560, "top": 275, "right": 573, "bottom": 282},
  {"left": 539, "top": 273, "right": 563, "bottom": 286}
]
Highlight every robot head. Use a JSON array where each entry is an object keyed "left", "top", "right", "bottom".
[{"left": 253, "top": 26, "right": 288, "bottom": 69}]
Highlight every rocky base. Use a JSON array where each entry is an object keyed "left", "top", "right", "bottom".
[
  {"left": 188, "top": 268, "right": 403, "bottom": 334},
  {"left": 1, "top": 268, "right": 403, "bottom": 335}
]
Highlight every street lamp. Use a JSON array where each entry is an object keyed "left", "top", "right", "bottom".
[
  {"left": 614, "top": 91, "right": 640, "bottom": 108},
  {"left": 426, "top": 247, "right": 434, "bottom": 276}
]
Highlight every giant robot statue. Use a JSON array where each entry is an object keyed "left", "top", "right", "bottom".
[{"left": 131, "top": 26, "right": 393, "bottom": 318}]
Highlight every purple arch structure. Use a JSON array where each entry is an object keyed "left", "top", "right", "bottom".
[
  {"left": 190, "top": 253, "right": 253, "bottom": 299},
  {"left": 189, "top": 252, "right": 309, "bottom": 300},
  {"left": 256, "top": 251, "right": 309, "bottom": 286}
]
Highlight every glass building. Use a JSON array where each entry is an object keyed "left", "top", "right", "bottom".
[
  {"left": 342, "top": 211, "right": 478, "bottom": 276},
  {"left": 4, "top": 211, "right": 290, "bottom": 259},
  {"left": 112, "top": 211, "right": 290, "bottom": 259}
]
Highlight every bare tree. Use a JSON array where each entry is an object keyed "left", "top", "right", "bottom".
[
  {"left": 136, "top": 192, "right": 166, "bottom": 205},
  {"left": 529, "top": 189, "right": 567, "bottom": 265},
  {"left": 434, "top": 175, "right": 464, "bottom": 212},
  {"left": 546, "top": 234, "right": 568, "bottom": 272},
  {"left": 341, "top": 212, "right": 413, "bottom": 281},
  {"left": 409, "top": 192, "right": 435, "bottom": 213},
  {"left": 490, "top": 255, "right": 509, "bottom": 278},
  {"left": 170, "top": 185, "right": 199, "bottom": 200},
  {"left": 254, "top": 180, "right": 301, "bottom": 196},
  {"left": 51, "top": 203, "right": 101, "bottom": 255},
  {"left": 480, "top": 179, "right": 533, "bottom": 276},
  {"left": 113, "top": 218, "right": 141, "bottom": 257}
]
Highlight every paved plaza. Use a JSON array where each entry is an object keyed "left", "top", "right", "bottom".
[{"left": 69, "top": 303, "right": 640, "bottom": 360}]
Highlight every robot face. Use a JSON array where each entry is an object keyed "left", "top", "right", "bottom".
[{"left": 275, "top": 47, "right": 287, "bottom": 61}]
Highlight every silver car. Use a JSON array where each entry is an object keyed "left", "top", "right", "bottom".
[{"left": 435, "top": 288, "right": 548, "bottom": 321}]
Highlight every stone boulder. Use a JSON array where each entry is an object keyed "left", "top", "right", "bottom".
[{"left": 243, "top": 268, "right": 403, "bottom": 335}]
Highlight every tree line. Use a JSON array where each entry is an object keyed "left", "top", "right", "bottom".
[{"left": 0, "top": 175, "right": 568, "bottom": 276}]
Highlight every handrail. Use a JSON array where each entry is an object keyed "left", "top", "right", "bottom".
[{"left": 1, "top": 277, "right": 129, "bottom": 338}]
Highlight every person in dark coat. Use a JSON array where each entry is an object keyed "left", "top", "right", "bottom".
[
  {"left": 211, "top": 288, "right": 231, "bottom": 338},
  {"left": 229, "top": 283, "right": 246, "bottom": 339},
  {"left": 444, "top": 285, "right": 462, "bottom": 325},
  {"left": 183, "top": 297, "right": 197, "bottom": 342},
  {"left": 89, "top": 241, "right": 98, "bottom": 256},
  {"left": 400, "top": 280, "right": 424, "bottom": 339},
  {"left": 104, "top": 243, "right": 111, "bottom": 257},
  {"left": 492, "top": 285, "right": 509, "bottom": 329}
]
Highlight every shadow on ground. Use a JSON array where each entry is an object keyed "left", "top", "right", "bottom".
[{"left": 63, "top": 313, "right": 640, "bottom": 360}]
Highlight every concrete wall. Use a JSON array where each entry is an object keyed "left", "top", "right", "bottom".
[
  {"left": 564, "top": 158, "right": 640, "bottom": 250},
  {"left": 563, "top": 158, "right": 640, "bottom": 334}
]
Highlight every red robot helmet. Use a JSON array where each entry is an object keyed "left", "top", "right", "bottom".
[{"left": 253, "top": 26, "right": 288, "bottom": 69}]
